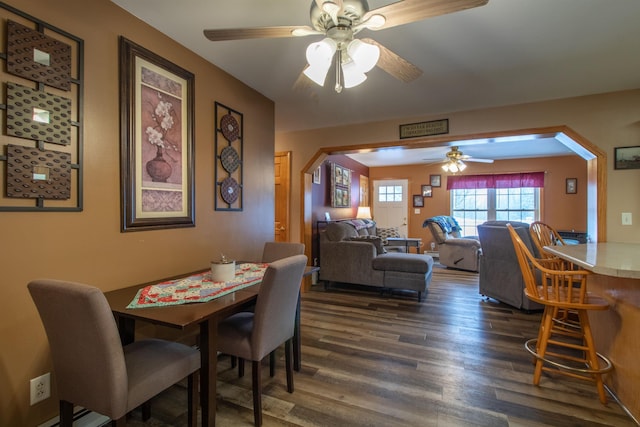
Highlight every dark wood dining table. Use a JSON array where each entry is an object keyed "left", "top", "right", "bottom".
[{"left": 103, "top": 265, "right": 317, "bottom": 427}]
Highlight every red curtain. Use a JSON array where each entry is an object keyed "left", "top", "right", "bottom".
[{"left": 446, "top": 172, "right": 544, "bottom": 190}]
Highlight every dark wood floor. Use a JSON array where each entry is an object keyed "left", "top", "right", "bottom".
[{"left": 126, "top": 264, "right": 637, "bottom": 426}]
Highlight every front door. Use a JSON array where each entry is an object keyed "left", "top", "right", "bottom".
[
  {"left": 372, "top": 179, "right": 408, "bottom": 237},
  {"left": 274, "top": 152, "right": 291, "bottom": 242}
]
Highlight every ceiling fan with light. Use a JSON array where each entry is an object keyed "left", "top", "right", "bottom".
[
  {"left": 203, "top": 0, "right": 489, "bottom": 93},
  {"left": 424, "top": 146, "right": 494, "bottom": 173}
]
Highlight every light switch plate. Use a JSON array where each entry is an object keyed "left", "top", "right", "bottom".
[{"left": 622, "top": 212, "right": 632, "bottom": 225}]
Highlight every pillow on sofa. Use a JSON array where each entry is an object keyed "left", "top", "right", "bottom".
[
  {"left": 376, "top": 227, "right": 400, "bottom": 244},
  {"left": 348, "top": 235, "right": 387, "bottom": 255}
]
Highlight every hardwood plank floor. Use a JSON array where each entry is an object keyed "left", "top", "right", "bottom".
[{"left": 125, "top": 264, "right": 637, "bottom": 426}]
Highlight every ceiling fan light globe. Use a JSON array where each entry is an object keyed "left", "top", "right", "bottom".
[
  {"left": 458, "top": 161, "right": 467, "bottom": 171},
  {"left": 347, "top": 39, "right": 380, "bottom": 73},
  {"left": 341, "top": 60, "right": 367, "bottom": 88},
  {"left": 306, "top": 38, "right": 337, "bottom": 67},
  {"left": 304, "top": 64, "right": 331, "bottom": 86}
]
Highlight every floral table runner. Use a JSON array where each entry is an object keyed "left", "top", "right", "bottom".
[{"left": 127, "top": 262, "right": 268, "bottom": 309}]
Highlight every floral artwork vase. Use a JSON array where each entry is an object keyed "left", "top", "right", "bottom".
[{"left": 146, "top": 146, "right": 172, "bottom": 182}]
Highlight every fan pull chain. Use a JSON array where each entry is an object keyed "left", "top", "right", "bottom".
[{"left": 335, "top": 49, "right": 343, "bottom": 93}]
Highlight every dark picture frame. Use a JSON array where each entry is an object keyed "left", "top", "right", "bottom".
[
  {"left": 430, "top": 174, "right": 441, "bottom": 187},
  {"left": 119, "top": 37, "right": 195, "bottom": 231},
  {"left": 330, "top": 163, "right": 351, "bottom": 207},
  {"left": 421, "top": 185, "right": 433, "bottom": 198},
  {"left": 566, "top": 178, "right": 577, "bottom": 194},
  {"left": 614, "top": 145, "right": 640, "bottom": 170},
  {"left": 413, "top": 194, "right": 424, "bottom": 207},
  {"left": 313, "top": 166, "right": 321, "bottom": 184}
]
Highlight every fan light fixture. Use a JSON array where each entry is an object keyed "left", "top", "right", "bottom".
[
  {"left": 442, "top": 159, "right": 467, "bottom": 173},
  {"left": 303, "top": 37, "right": 380, "bottom": 92}
]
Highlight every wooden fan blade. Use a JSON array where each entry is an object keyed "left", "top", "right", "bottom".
[
  {"left": 203, "top": 26, "right": 316, "bottom": 41},
  {"left": 364, "top": 0, "right": 488, "bottom": 31},
  {"left": 361, "top": 38, "right": 423, "bottom": 83},
  {"left": 464, "top": 158, "right": 494, "bottom": 163}
]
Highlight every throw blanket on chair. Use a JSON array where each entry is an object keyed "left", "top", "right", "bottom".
[{"left": 422, "top": 216, "right": 462, "bottom": 234}]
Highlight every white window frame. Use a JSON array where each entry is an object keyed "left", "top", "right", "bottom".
[{"left": 450, "top": 187, "right": 541, "bottom": 236}]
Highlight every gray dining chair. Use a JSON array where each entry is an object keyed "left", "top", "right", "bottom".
[
  {"left": 235, "top": 242, "right": 306, "bottom": 377},
  {"left": 28, "top": 279, "right": 200, "bottom": 427},
  {"left": 218, "top": 254, "right": 307, "bottom": 426},
  {"left": 261, "top": 241, "right": 305, "bottom": 263}
]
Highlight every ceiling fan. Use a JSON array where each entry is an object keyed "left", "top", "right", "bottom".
[
  {"left": 424, "top": 146, "right": 494, "bottom": 172},
  {"left": 203, "top": 0, "right": 489, "bottom": 93}
]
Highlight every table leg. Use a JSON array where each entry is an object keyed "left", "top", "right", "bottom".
[
  {"left": 293, "top": 291, "right": 301, "bottom": 371},
  {"left": 117, "top": 316, "right": 135, "bottom": 346},
  {"left": 199, "top": 319, "right": 217, "bottom": 427}
]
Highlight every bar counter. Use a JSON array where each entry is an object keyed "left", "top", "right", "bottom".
[{"left": 544, "top": 243, "right": 640, "bottom": 423}]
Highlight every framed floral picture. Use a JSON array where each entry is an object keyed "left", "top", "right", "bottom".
[
  {"left": 421, "top": 185, "right": 432, "bottom": 197},
  {"left": 119, "top": 37, "right": 195, "bottom": 231},
  {"left": 413, "top": 195, "right": 424, "bottom": 207}
]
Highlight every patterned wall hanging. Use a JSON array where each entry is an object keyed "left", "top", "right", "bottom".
[
  {"left": 214, "top": 102, "right": 243, "bottom": 211},
  {"left": 6, "top": 144, "right": 71, "bottom": 199},
  {"left": 6, "top": 82, "right": 72, "bottom": 144},
  {"left": 0, "top": 5, "right": 84, "bottom": 212}
]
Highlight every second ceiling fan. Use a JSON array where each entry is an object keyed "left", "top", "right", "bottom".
[{"left": 203, "top": 0, "right": 489, "bottom": 93}]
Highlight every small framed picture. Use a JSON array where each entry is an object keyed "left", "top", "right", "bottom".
[
  {"left": 614, "top": 145, "right": 640, "bottom": 169},
  {"left": 421, "top": 185, "right": 432, "bottom": 198},
  {"left": 312, "top": 166, "right": 321, "bottom": 184},
  {"left": 413, "top": 195, "right": 424, "bottom": 207},
  {"left": 566, "top": 178, "right": 577, "bottom": 194},
  {"left": 430, "top": 174, "right": 441, "bottom": 187}
]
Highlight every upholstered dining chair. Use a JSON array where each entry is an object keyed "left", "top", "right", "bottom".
[
  {"left": 234, "top": 242, "right": 306, "bottom": 377},
  {"left": 218, "top": 254, "right": 307, "bottom": 426},
  {"left": 261, "top": 241, "right": 305, "bottom": 263},
  {"left": 506, "top": 224, "right": 612, "bottom": 404},
  {"left": 28, "top": 279, "right": 200, "bottom": 427}
]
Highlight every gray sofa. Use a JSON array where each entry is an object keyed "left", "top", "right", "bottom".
[
  {"left": 319, "top": 220, "right": 434, "bottom": 301},
  {"left": 477, "top": 221, "right": 543, "bottom": 311}
]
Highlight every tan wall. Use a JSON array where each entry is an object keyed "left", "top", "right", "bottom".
[
  {"left": 369, "top": 156, "right": 588, "bottom": 250},
  {"left": 0, "top": 1, "right": 275, "bottom": 425},
  {"left": 277, "top": 89, "right": 640, "bottom": 245}
]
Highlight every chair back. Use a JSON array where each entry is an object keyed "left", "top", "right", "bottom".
[
  {"left": 28, "top": 279, "right": 128, "bottom": 417},
  {"left": 252, "top": 255, "right": 307, "bottom": 360},
  {"left": 506, "top": 224, "right": 590, "bottom": 307},
  {"left": 261, "top": 242, "right": 305, "bottom": 263},
  {"left": 529, "top": 221, "right": 567, "bottom": 259}
]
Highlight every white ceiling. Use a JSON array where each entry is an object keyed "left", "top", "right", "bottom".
[{"left": 111, "top": 0, "right": 640, "bottom": 164}]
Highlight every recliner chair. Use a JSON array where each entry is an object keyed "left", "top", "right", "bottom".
[{"left": 423, "top": 215, "right": 481, "bottom": 272}]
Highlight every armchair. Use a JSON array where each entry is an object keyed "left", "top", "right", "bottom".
[
  {"left": 477, "top": 221, "right": 544, "bottom": 310},
  {"left": 423, "top": 216, "right": 481, "bottom": 272}
]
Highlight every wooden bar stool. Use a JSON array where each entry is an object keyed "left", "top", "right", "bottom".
[{"left": 507, "top": 224, "right": 613, "bottom": 404}]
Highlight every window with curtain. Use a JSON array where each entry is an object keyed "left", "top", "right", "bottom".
[{"left": 448, "top": 172, "right": 544, "bottom": 236}]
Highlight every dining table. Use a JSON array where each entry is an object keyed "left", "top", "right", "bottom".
[{"left": 103, "top": 264, "right": 317, "bottom": 427}]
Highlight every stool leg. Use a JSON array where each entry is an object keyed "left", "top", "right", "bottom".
[
  {"left": 534, "top": 306, "right": 555, "bottom": 385},
  {"left": 578, "top": 310, "right": 607, "bottom": 404}
]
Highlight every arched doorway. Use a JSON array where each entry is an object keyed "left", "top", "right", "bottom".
[{"left": 300, "top": 126, "right": 606, "bottom": 264}]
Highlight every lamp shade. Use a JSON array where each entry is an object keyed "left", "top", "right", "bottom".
[
  {"left": 347, "top": 39, "right": 380, "bottom": 73},
  {"left": 304, "top": 63, "right": 331, "bottom": 86},
  {"left": 306, "top": 38, "right": 337, "bottom": 67},
  {"left": 356, "top": 206, "right": 372, "bottom": 219},
  {"left": 341, "top": 59, "right": 367, "bottom": 88}
]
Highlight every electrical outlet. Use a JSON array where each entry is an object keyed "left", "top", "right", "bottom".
[{"left": 30, "top": 372, "right": 51, "bottom": 405}]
